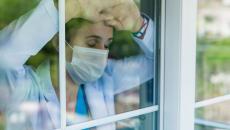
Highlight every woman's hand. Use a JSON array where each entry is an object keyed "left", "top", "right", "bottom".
[
  {"left": 103, "top": 0, "right": 143, "bottom": 32},
  {"left": 65, "top": 0, "right": 124, "bottom": 22}
]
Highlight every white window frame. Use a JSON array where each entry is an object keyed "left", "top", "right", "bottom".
[
  {"left": 57, "top": 0, "right": 161, "bottom": 130},
  {"left": 58, "top": 0, "right": 67, "bottom": 129},
  {"left": 162, "top": 0, "right": 197, "bottom": 130}
]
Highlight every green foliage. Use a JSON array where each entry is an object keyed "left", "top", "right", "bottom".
[
  {"left": 0, "top": 0, "right": 38, "bottom": 29},
  {"left": 195, "top": 125, "right": 215, "bottom": 130},
  {"left": 196, "top": 36, "right": 230, "bottom": 101},
  {"left": 204, "top": 15, "right": 214, "bottom": 23},
  {"left": 109, "top": 31, "right": 142, "bottom": 59},
  {"left": 196, "top": 36, "right": 230, "bottom": 127}
]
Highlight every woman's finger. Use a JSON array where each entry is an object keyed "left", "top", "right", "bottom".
[{"left": 104, "top": 19, "right": 123, "bottom": 30}]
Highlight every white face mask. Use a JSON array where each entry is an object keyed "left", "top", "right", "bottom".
[{"left": 66, "top": 45, "right": 109, "bottom": 84}]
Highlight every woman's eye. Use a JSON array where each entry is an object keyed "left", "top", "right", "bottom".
[{"left": 86, "top": 39, "right": 98, "bottom": 47}]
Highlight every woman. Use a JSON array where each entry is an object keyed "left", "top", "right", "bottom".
[
  {"left": 63, "top": 10, "right": 154, "bottom": 130},
  {"left": 0, "top": 0, "right": 126, "bottom": 129}
]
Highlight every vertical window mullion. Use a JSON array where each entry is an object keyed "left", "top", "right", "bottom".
[
  {"left": 163, "top": 0, "right": 196, "bottom": 129},
  {"left": 58, "top": 0, "right": 67, "bottom": 128},
  {"left": 159, "top": 0, "right": 165, "bottom": 129}
]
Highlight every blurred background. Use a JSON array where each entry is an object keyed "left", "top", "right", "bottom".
[{"left": 195, "top": 0, "right": 230, "bottom": 129}]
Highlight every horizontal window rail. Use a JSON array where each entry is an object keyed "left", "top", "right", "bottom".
[
  {"left": 195, "top": 94, "right": 230, "bottom": 108},
  {"left": 56, "top": 105, "right": 159, "bottom": 130},
  {"left": 195, "top": 118, "right": 230, "bottom": 130}
]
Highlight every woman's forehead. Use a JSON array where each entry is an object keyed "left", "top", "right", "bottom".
[{"left": 73, "top": 22, "right": 113, "bottom": 39}]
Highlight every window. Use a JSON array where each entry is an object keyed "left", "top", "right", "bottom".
[
  {"left": 0, "top": 0, "right": 162, "bottom": 130},
  {"left": 195, "top": 0, "right": 230, "bottom": 130},
  {"left": 62, "top": 0, "right": 161, "bottom": 129},
  {"left": 0, "top": 0, "right": 201, "bottom": 129}
]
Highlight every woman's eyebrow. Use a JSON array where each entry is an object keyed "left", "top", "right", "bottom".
[{"left": 86, "top": 35, "right": 102, "bottom": 40}]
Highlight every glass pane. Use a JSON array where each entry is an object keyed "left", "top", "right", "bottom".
[
  {"left": 195, "top": 124, "right": 226, "bottom": 130},
  {"left": 196, "top": 0, "right": 230, "bottom": 129},
  {"left": 195, "top": 101, "right": 230, "bottom": 130},
  {"left": 196, "top": 0, "right": 230, "bottom": 102},
  {"left": 87, "top": 112, "right": 157, "bottom": 130},
  {"left": 0, "top": 0, "right": 60, "bottom": 129},
  {"left": 65, "top": 0, "right": 159, "bottom": 125}
]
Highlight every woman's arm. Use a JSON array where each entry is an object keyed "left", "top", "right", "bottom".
[
  {"left": 108, "top": 16, "right": 155, "bottom": 94},
  {"left": 0, "top": 0, "right": 125, "bottom": 70},
  {"left": 132, "top": 15, "right": 155, "bottom": 59}
]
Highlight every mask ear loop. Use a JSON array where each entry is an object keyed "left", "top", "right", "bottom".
[{"left": 65, "top": 41, "right": 73, "bottom": 50}]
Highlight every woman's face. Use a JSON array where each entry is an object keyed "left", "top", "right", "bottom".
[{"left": 66, "top": 22, "right": 113, "bottom": 62}]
